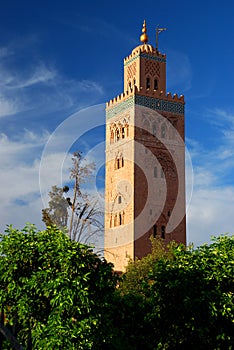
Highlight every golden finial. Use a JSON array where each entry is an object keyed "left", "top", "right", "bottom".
[{"left": 140, "top": 20, "right": 149, "bottom": 44}]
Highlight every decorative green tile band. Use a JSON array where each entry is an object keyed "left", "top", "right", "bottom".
[
  {"left": 135, "top": 95, "right": 184, "bottom": 115},
  {"left": 124, "top": 55, "right": 138, "bottom": 66},
  {"left": 124, "top": 52, "right": 166, "bottom": 67},
  {"left": 106, "top": 96, "right": 135, "bottom": 120},
  {"left": 140, "top": 53, "right": 166, "bottom": 63},
  {"left": 106, "top": 94, "right": 184, "bottom": 120}
]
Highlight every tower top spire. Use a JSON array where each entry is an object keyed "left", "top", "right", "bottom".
[{"left": 140, "top": 20, "right": 149, "bottom": 44}]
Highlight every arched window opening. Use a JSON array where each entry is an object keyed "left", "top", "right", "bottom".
[
  {"left": 118, "top": 196, "right": 122, "bottom": 204},
  {"left": 168, "top": 210, "right": 171, "bottom": 217},
  {"left": 146, "top": 77, "right": 150, "bottom": 89},
  {"left": 116, "top": 129, "right": 120, "bottom": 141},
  {"left": 154, "top": 79, "right": 158, "bottom": 90},
  {"left": 122, "top": 127, "right": 125, "bottom": 139},
  {"left": 153, "top": 224, "right": 157, "bottom": 238},
  {"left": 117, "top": 158, "right": 120, "bottom": 169},
  {"left": 133, "top": 78, "right": 136, "bottom": 85},
  {"left": 129, "top": 81, "right": 132, "bottom": 89},
  {"left": 161, "top": 124, "right": 166, "bottom": 138},
  {"left": 119, "top": 213, "right": 122, "bottom": 225},
  {"left": 122, "top": 157, "right": 124, "bottom": 167},
  {"left": 154, "top": 166, "right": 158, "bottom": 178},
  {"left": 110, "top": 217, "right": 112, "bottom": 228},
  {"left": 161, "top": 225, "right": 165, "bottom": 239}
]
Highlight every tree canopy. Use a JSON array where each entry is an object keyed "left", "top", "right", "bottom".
[
  {"left": 0, "top": 225, "right": 233, "bottom": 349},
  {"left": 118, "top": 235, "right": 234, "bottom": 349},
  {"left": 0, "top": 224, "right": 117, "bottom": 349}
]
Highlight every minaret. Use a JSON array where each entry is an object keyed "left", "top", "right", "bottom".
[{"left": 104, "top": 21, "right": 186, "bottom": 272}]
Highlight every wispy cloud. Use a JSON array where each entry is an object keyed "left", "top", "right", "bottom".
[
  {"left": 7, "top": 64, "right": 57, "bottom": 89},
  {"left": 0, "top": 44, "right": 104, "bottom": 119},
  {"left": 77, "top": 80, "right": 103, "bottom": 94},
  {"left": 0, "top": 94, "right": 20, "bottom": 117}
]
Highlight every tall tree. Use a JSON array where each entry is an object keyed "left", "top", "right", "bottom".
[{"left": 42, "top": 152, "right": 103, "bottom": 243}]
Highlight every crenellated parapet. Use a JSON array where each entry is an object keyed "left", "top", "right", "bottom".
[
  {"left": 106, "top": 87, "right": 184, "bottom": 111},
  {"left": 106, "top": 85, "right": 138, "bottom": 109},
  {"left": 124, "top": 44, "right": 166, "bottom": 66},
  {"left": 165, "top": 92, "right": 184, "bottom": 103}
]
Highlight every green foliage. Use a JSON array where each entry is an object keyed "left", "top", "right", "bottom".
[
  {"left": 42, "top": 185, "right": 69, "bottom": 230},
  {"left": 120, "top": 236, "right": 176, "bottom": 294},
  {"left": 0, "top": 227, "right": 233, "bottom": 349},
  {"left": 119, "top": 235, "right": 234, "bottom": 349},
  {"left": 0, "top": 224, "right": 117, "bottom": 349}
]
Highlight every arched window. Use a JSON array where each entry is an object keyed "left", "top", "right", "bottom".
[
  {"left": 119, "top": 213, "right": 122, "bottom": 225},
  {"left": 116, "top": 129, "right": 120, "bottom": 141},
  {"left": 133, "top": 78, "right": 136, "bottom": 85},
  {"left": 122, "top": 127, "right": 125, "bottom": 139},
  {"left": 154, "top": 166, "right": 158, "bottom": 178},
  {"left": 115, "top": 155, "right": 124, "bottom": 170},
  {"left": 118, "top": 196, "right": 122, "bottom": 204},
  {"left": 161, "top": 225, "right": 165, "bottom": 239},
  {"left": 154, "top": 79, "right": 158, "bottom": 90},
  {"left": 146, "top": 77, "right": 150, "bottom": 89},
  {"left": 161, "top": 124, "right": 166, "bottom": 138},
  {"left": 129, "top": 81, "right": 132, "bottom": 89}
]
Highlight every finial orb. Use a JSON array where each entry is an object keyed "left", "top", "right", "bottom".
[{"left": 140, "top": 20, "right": 149, "bottom": 44}]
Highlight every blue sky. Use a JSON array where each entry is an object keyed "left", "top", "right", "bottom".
[{"left": 0, "top": 0, "right": 233, "bottom": 246}]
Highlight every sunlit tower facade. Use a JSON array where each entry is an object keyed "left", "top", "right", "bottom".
[{"left": 104, "top": 21, "right": 186, "bottom": 272}]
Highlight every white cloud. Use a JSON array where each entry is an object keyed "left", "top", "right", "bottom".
[
  {"left": 187, "top": 187, "right": 234, "bottom": 246},
  {"left": 0, "top": 130, "right": 50, "bottom": 166},
  {"left": 186, "top": 108, "right": 234, "bottom": 245},
  {"left": 0, "top": 130, "right": 71, "bottom": 232},
  {"left": 0, "top": 94, "right": 19, "bottom": 117}
]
